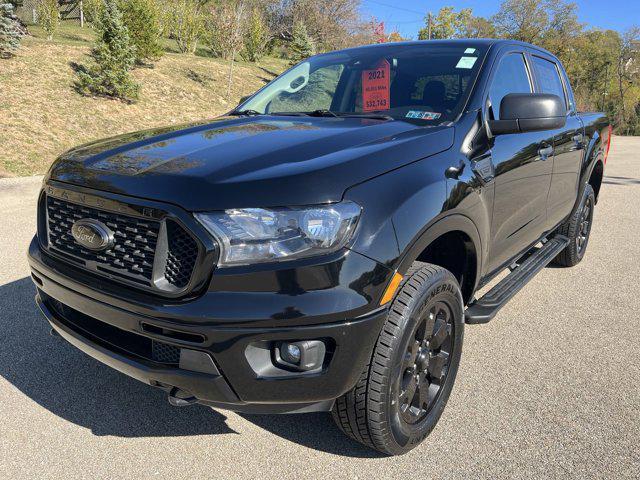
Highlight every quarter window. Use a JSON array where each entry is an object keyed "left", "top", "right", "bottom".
[
  {"left": 488, "top": 53, "right": 532, "bottom": 120},
  {"left": 532, "top": 56, "right": 567, "bottom": 107}
]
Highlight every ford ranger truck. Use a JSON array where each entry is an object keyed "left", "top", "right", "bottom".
[{"left": 28, "top": 40, "right": 611, "bottom": 455}]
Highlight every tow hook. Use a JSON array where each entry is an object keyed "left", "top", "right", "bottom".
[{"left": 168, "top": 387, "right": 198, "bottom": 407}]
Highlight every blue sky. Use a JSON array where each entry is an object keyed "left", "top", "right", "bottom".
[{"left": 359, "top": 0, "right": 640, "bottom": 38}]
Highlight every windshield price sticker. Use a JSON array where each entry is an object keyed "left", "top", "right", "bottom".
[{"left": 362, "top": 59, "right": 391, "bottom": 112}]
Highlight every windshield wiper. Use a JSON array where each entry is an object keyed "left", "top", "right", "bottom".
[
  {"left": 230, "top": 109, "right": 263, "bottom": 116},
  {"left": 337, "top": 113, "right": 394, "bottom": 121},
  {"left": 271, "top": 110, "right": 392, "bottom": 121}
]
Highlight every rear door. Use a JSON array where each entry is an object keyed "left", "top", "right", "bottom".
[
  {"left": 484, "top": 50, "right": 554, "bottom": 273},
  {"left": 530, "top": 55, "right": 585, "bottom": 228}
]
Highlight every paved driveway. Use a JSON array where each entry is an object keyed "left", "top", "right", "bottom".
[{"left": 1, "top": 138, "right": 638, "bottom": 479}]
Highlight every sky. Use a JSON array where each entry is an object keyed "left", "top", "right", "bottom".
[{"left": 359, "top": 0, "right": 640, "bottom": 39}]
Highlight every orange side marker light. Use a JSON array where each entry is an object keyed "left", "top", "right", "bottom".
[{"left": 380, "top": 272, "right": 403, "bottom": 305}]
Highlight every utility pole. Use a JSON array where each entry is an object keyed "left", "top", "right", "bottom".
[
  {"left": 428, "top": 12, "right": 432, "bottom": 40},
  {"left": 80, "top": 0, "right": 84, "bottom": 28}
]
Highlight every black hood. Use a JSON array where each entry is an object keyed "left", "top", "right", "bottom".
[{"left": 46, "top": 116, "right": 454, "bottom": 211}]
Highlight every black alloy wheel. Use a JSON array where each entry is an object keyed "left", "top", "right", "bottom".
[
  {"left": 398, "top": 302, "right": 453, "bottom": 424},
  {"left": 332, "top": 263, "right": 464, "bottom": 455}
]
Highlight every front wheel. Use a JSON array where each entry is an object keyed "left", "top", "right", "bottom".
[
  {"left": 331, "top": 263, "right": 464, "bottom": 455},
  {"left": 553, "top": 184, "right": 595, "bottom": 267}
]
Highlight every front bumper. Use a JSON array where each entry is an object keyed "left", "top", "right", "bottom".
[{"left": 29, "top": 237, "right": 389, "bottom": 413}]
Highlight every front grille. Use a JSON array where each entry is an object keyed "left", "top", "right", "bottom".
[
  {"left": 44, "top": 193, "right": 202, "bottom": 293},
  {"left": 47, "top": 196, "right": 160, "bottom": 284},
  {"left": 165, "top": 220, "right": 199, "bottom": 289}
]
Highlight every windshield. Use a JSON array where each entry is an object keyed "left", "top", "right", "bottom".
[{"left": 239, "top": 43, "right": 488, "bottom": 123}]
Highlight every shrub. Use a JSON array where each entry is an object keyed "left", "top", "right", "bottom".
[
  {"left": 167, "top": 0, "right": 204, "bottom": 55},
  {"left": 289, "top": 22, "right": 315, "bottom": 65},
  {"left": 242, "top": 7, "right": 269, "bottom": 62},
  {"left": 83, "top": 0, "right": 104, "bottom": 24},
  {"left": 36, "top": 0, "right": 59, "bottom": 41},
  {"left": 0, "top": 2, "right": 23, "bottom": 58},
  {"left": 118, "top": 0, "right": 163, "bottom": 65},
  {"left": 74, "top": 0, "right": 140, "bottom": 102}
]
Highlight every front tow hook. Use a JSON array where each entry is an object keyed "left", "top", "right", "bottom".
[{"left": 168, "top": 387, "right": 198, "bottom": 407}]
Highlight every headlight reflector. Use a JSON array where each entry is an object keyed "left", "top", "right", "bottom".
[{"left": 195, "top": 201, "right": 361, "bottom": 266}]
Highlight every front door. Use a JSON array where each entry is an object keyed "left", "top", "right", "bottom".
[{"left": 485, "top": 52, "right": 554, "bottom": 273}]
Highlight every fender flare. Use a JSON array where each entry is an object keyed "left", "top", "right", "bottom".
[
  {"left": 579, "top": 131, "right": 605, "bottom": 207},
  {"left": 395, "top": 214, "right": 483, "bottom": 296}
]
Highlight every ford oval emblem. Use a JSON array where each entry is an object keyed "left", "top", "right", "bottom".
[{"left": 70, "top": 219, "right": 114, "bottom": 251}]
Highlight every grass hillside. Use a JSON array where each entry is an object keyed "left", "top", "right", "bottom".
[{"left": 0, "top": 23, "right": 288, "bottom": 177}]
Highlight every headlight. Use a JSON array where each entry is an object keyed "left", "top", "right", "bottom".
[{"left": 195, "top": 201, "right": 361, "bottom": 266}]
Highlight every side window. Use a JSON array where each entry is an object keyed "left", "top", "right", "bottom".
[
  {"left": 532, "top": 56, "right": 567, "bottom": 107},
  {"left": 488, "top": 53, "right": 532, "bottom": 119}
]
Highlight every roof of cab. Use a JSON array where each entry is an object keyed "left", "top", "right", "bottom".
[{"left": 326, "top": 38, "right": 555, "bottom": 59}]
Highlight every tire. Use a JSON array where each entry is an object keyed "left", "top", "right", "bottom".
[
  {"left": 331, "top": 262, "right": 464, "bottom": 455},
  {"left": 553, "top": 184, "right": 595, "bottom": 267}
]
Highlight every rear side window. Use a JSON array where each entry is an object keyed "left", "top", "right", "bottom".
[
  {"left": 532, "top": 56, "right": 566, "bottom": 107},
  {"left": 488, "top": 53, "right": 532, "bottom": 119}
]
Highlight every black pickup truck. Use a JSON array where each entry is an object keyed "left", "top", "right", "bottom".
[{"left": 28, "top": 39, "right": 611, "bottom": 455}]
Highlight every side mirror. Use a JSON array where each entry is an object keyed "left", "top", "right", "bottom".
[{"left": 488, "top": 93, "right": 566, "bottom": 135}]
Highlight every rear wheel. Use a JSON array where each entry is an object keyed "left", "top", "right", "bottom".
[
  {"left": 553, "top": 184, "right": 595, "bottom": 267},
  {"left": 331, "top": 263, "right": 464, "bottom": 455}
]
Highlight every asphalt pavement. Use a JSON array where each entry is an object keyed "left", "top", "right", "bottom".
[{"left": 1, "top": 137, "right": 638, "bottom": 479}]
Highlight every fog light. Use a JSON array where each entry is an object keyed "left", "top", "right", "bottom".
[
  {"left": 276, "top": 340, "right": 326, "bottom": 372},
  {"left": 283, "top": 343, "right": 302, "bottom": 364}
]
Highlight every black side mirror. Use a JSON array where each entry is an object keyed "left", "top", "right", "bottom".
[{"left": 488, "top": 93, "right": 566, "bottom": 135}]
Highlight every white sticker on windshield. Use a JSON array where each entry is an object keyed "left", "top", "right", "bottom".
[
  {"left": 464, "top": 48, "right": 476, "bottom": 54},
  {"left": 456, "top": 56, "right": 477, "bottom": 69}
]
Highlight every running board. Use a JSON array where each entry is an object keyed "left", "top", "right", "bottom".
[{"left": 465, "top": 235, "right": 569, "bottom": 324}]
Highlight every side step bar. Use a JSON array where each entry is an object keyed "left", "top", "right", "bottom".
[{"left": 465, "top": 235, "right": 569, "bottom": 324}]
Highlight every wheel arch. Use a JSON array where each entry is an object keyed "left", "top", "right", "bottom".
[{"left": 396, "top": 215, "right": 482, "bottom": 305}]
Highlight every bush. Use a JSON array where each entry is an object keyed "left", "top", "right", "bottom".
[
  {"left": 289, "top": 22, "right": 315, "bottom": 65},
  {"left": 242, "top": 7, "right": 269, "bottom": 62},
  {"left": 83, "top": 0, "right": 104, "bottom": 24},
  {"left": 167, "top": 0, "right": 204, "bottom": 55},
  {"left": 118, "top": 0, "right": 163, "bottom": 65},
  {"left": 74, "top": 0, "right": 140, "bottom": 102},
  {"left": 0, "top": 2, "right": 23, "bottom": 58},
  {"left": 36, "top": 0, "right": 59, "bottom": 41}
]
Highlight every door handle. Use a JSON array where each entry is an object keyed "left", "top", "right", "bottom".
[{"left": 538, "top": 145, "right": 553, "bottom": 160}]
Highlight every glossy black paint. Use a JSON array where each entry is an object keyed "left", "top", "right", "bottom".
[{"left": 29, "top": 39, "right": 609, "bottom": 411}]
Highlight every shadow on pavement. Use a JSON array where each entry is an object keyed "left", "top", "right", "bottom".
[
  {"left": 0, "top": 277, "right": 234, "bottom": 438},
  {"left": 0, "top": 277, "right": 381, "bottom": 457}
]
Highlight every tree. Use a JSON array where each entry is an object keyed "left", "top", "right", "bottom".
[
  {"left": 492, "top": 0, "right": 549, "bottom": 43},
  {"left": 0, "top": 2, "right": 23, "bottom": 58},
  {"left": 166, "top": 0, "right": 204, "bottom": 54},
  {"left": 418, "top": 7, "right": 472, "bottom": 40},
  {"left": 206, "top": 0, "right": 246, "bottom": 60},
  {"left": 289, "top": 21, "right": 315, "bottom": 64},
  {"left": 268, "top": 0, "right": 362, "bottom": 51},
  {"left": 387, "top": 30, "right": 406, "bottom": 43},
  {"left": 37, "top": 0, "right": 60, "bottom": 41},
  {"left": 243, "top": 6, "right": 270, "bottom": 62},
  {"left": 614, "top": 27, "right": 640, "bottom": 134},
  {"left": 118, "top": 0, "right": 164, "bottom": 65},
  {"left": 74, "top": 0, "right": 140, "bottom": 102}
]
